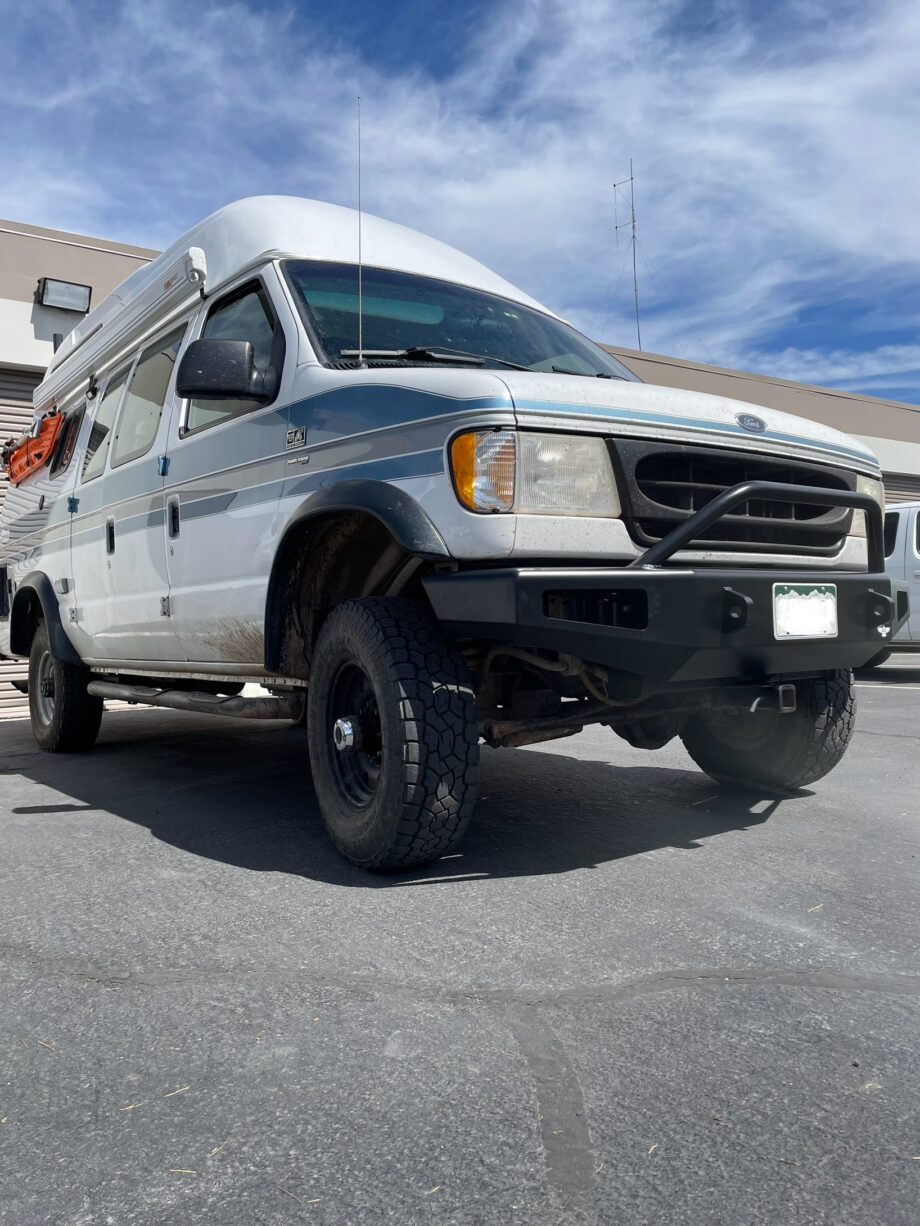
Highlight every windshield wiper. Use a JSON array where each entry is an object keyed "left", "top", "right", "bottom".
[
  {"left": 551, "top": 364, "right": 622, "bottom": 380},
  {"left": 339, "top": 346, "right": 532, "bottom": 371}
]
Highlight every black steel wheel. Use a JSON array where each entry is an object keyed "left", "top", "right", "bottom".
[
  {"left": 307, "top": 598, "right": 479, "bottom": 870},
  {"left": 327, "top": 660, "right": 383, "bottom": 808}
]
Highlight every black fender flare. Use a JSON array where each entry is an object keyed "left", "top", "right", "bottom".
[
  {"left": 263, "top": 480, "right": 451, "bottom": 674},
  {"left": 277, "top": 480, "right": 450, "bottom": 559},
  {"left": 9, "top": 571, "right": 83, "bottom": 666}
]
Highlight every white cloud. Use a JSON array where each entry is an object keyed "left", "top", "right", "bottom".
[
  {"left": 2, "top": 0, "right": 919, "bottom": 398},
  {"left": 754, "top": 343, "right": 920, "bottom": 388}
]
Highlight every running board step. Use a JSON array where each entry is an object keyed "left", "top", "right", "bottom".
[{"left": 86, "top": 681, "right": 302, "bottom": 721}]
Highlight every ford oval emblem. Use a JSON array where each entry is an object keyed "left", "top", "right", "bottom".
[{"left": 736, "top": 412, "right": 767, "bottom": 433}]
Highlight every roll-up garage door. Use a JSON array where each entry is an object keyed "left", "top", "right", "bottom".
[
  {"left": 883, "top": 473, "right": 920, "bottom": 504},
  {"left": 0, "top": 368, "right": 40, "bottom": 518},
  {"left": 1, "top": 367, "right": 41, "bottom": 721}
]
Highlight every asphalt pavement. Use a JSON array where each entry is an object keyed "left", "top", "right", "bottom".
[{"left": 1, "top": 657, "right": 919, "bottom": 1225}]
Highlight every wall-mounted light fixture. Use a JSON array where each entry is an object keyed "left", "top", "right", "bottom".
[{"left": 36, "top": 277, "right": 92, "bottom": 313}]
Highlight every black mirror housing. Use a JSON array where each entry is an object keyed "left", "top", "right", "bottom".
[{"left": 176, "top": 338, "right": 277, "bottom": 402}]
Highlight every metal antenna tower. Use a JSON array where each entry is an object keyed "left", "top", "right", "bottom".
[{"left": 613, "top": 159, "right": 641, "bottom": 350}]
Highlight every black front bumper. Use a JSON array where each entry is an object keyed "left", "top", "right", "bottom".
[
  {"left": 423, "top": 566, "right": 909, "bottom": 684},
  {"left": 422, "top": 480, "right": 908, "bottom": 686}
]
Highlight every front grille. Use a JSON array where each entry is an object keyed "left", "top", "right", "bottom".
[{"left": 611, "top": 440, "right": 856, "bottom": 556}]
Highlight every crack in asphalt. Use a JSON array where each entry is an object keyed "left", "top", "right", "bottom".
[
  {"left": 7, "top": 944, "right": 917, "bottom": 1216},
  {"left": 2, "top": 944, "right": 918, "bottom": 1006},
  {"left": 507, "top": 1010, "right": 598, "bottom": 1207},
  {"left": 4, "top": 945, "right": 919, "bottom": 1217}
]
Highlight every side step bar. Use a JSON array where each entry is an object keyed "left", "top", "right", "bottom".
[{"left": 86, "top": 681, "right": 302, "bottom": 721}]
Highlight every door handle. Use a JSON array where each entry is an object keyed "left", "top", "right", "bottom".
[
  {"left": 167, "top": 498, "right": 181, "bottom": 539},
  {"left": 105, "top": 517, "right": 115, "bottom": 554}
]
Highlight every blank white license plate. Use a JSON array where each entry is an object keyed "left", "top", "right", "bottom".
[{"left": 773, "top": 583, "right": 838, "bottom": 639}]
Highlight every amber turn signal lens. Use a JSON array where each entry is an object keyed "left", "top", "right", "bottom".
[{"left": 449, "top": 429, "right": 516, "bottom": 512}]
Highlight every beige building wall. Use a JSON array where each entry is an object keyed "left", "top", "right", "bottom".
[
  {"left": 602, "top": 343, "right": 920, "bottom": 500},
  {"left": 0, "top": 219, "right": 156, "bottom": 371}
]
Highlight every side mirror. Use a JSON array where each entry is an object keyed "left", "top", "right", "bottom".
[{"left": 176, "top": 338, "right": 278, "bottom": 402}]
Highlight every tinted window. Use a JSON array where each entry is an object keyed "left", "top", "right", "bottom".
[
  {"left": 285, "top": 259, "right": 638, "bottom": 380},
  {"left": 82, "top": 368, "right": 129, "bottom": 481},
  {"left": 50, "top": 407, "right": 85, "bottom": 477},
  {"left": 884, "top": 511, "right": 900, "bottom": 558},
  {"left": 111, "top": 326, "right": 185, "bottom": 467},
  {"left": 916, "top": 511, "right": 920, "bottom": 557},
  {"left": 186, "top": 288, "right": 275, "bottom": 433}
]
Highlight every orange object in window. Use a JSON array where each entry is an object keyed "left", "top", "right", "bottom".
[{"left": 4, "top": 414, "right": 65, "bottom": 486}]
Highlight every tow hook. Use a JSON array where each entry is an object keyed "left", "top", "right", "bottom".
[
  {"left": 714, "top": 683, "right": 797, "bottom": 714},
  {"left": 750, "top": 683, "right": 797, "bottom": 714}
]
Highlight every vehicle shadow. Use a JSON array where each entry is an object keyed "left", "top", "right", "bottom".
[{"left": 2, "top": 710, "right": 797, "bottom": 888}]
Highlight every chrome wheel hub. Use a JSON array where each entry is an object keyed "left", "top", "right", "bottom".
[{"left": 333, "top": 717, "right": 356, "bottom": 752}]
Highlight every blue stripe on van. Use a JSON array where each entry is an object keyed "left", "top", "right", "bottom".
[{"left": 181, "top": 447, "right": 444, "bottom": 524}]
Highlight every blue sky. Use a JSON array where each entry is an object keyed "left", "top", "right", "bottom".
[{"left": 2, "top": 0, "right": 919, "bottom": 402}]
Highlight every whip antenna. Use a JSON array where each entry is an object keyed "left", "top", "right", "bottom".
[
  {"left": 356, "top": 95, "right": 367, "bottom": 368},
  {"left": 613, "top": 158, "right": 642, "bottom": 350}
]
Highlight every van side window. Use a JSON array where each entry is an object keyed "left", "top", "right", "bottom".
[
  {"left": 915, "top": 511, "right": 920, "bottom": 558},
  {"left": 82, "top": 367, "right": 130, "bottom": 482},
  {"left": 111, "top": 325, "right": 185, "bottom": 468},
  {"left": 883, "top": 511, "right": 900, "bottom": 558},
  {"left": 186, "top": 286, "right": 277, "bottom": 434},
  {"left": 50, "top": 406, "right": 85, "bottom": 477}
]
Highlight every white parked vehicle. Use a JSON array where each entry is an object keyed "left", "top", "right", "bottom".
[
  {"left": 0, "top": 197, "right": 909, "bottom": 869},
  {"left": 863, "top": 502, "right": 920, "bottom": 666}
]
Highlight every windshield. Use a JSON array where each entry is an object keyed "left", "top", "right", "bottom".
[{"left": 284, "top": 260, "right": 638, "bottom": 380}]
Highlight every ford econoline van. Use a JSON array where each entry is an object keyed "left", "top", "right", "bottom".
[{"left": 0, "top": 197, "right": 908, "bottom": 868}]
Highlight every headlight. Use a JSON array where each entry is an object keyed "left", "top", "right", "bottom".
[
  {"left": 449, "top": 430, "right": 620, "bottom": 516},
  {"left": 850, "top": 474, "right": 885, "bottom": 538}
]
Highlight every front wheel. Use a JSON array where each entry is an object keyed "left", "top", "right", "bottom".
[
  {"left": 307, "top": 598, "right": 480, "bottom": 870},
  {"left": 681, "top": 670, "right": 856, "bottom": 792},
  {"left": 28, "top": 621, "right": 103, "bottom": 753}
]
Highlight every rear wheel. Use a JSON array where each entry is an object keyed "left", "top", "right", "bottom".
[
  {"left": 681, "top": 670, "right": 855, "bottom": 792},
  {"left": 28, "top": 622, "right": 103, "bottom": 753},
  {"left": 307, "top": 597, "right": 479, "bottom": 870}
]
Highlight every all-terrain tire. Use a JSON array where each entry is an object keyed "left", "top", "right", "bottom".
[
  {"left": 28, "top": 621, "right": 103, "bottom": 753},
  {"left": 680, "top": 670, "right": 856, "bottom": 792},
  {"left": 307, "top": 597, "right": 480, "bottom": 870}
]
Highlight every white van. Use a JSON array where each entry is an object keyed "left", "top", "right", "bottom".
[
  {"left": 0, "top": 196, "right": 909, "bottom": 869},
  {"left": 866, "top": 502, "right": 920, "bottom": 665}
]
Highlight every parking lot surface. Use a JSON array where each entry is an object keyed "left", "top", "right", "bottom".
[{"left": 1, "top": 657, "right": 919, "bottom": 1225}]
